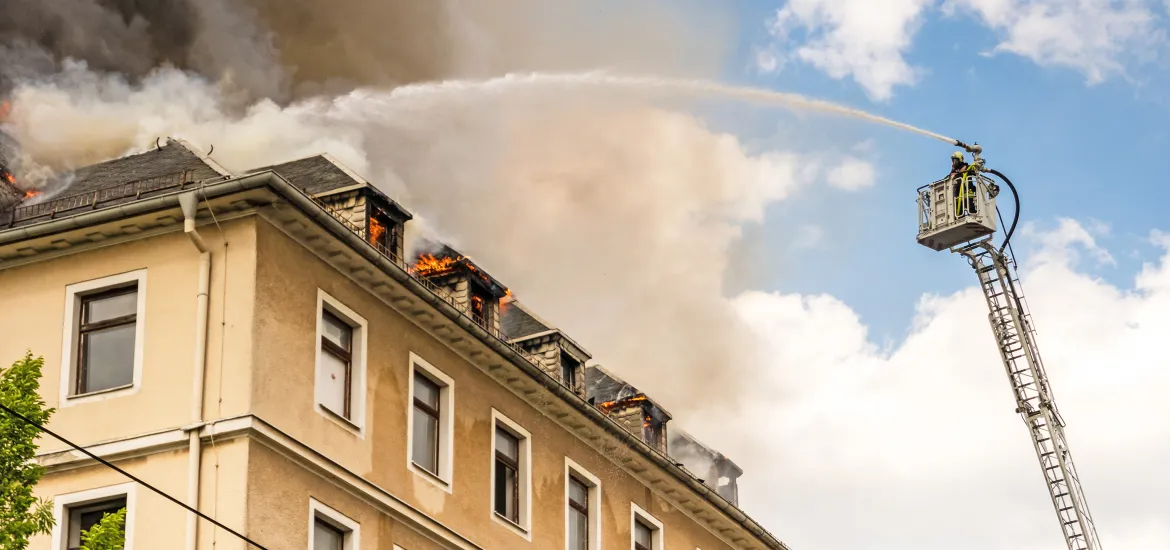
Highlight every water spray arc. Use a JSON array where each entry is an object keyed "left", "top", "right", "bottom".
[
  {"left": 916, "top": 146, "right": 1103, "bottom": 550},
  {"left": 331, "top": 71, "right": 960, "bottom": 145}
]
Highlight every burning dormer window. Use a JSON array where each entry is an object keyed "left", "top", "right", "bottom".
[{"left": 367, "top": 205, "right": 400, "bottom": 260}]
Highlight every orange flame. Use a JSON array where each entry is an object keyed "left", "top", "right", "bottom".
[
  {"left": 23, "top": 189, "right": 39, "bottom": 200},
  {"left": 597, "top": 395, "right": 648, "bottom": 412},
  {"left": 0, "top": 101, "right": 10, "bottom": 123},
  {"left": 368, "top": 216, "right": 387, "bottom": 247},
  {"left": 413, "top": 253, "right": 460, "bottom": 276}
]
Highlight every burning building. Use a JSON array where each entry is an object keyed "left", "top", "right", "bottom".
[
  {"left": 0, "top": 139, "right": 788, "bottom": 550},
  {"left": 500, "top": 296, "right": 591, "bottom": 396}
]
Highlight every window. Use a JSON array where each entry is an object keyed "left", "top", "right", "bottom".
[
  {"left": 565, "top": 458, "right": 601, "bottom": 550},
  {"left": 314, "top": 290, "right": 367, "bottom": 435},
  {"left": 633, "top": 521, "right": 653, "bottom": 550},
  {"left": 560, "top": 351, "right": 579, "bottom": 389},
  {"left": 314, "top": 519, "right": 344, "bottom": 550},
  {"left": 50, "top": 482, "right": 136, "bottom": 550},
  {"left": 67, "top": 497, "right": 126, "bottom": 550},
  {"left": 491, "top": 409, "right": 531, "bottom": 538},
  {"left": 468, "top": 284, "right": 492, "bottom": 329},
  {"left": 411, "top": 375, "right": 440, "bottom": 474},
  {"left": 630, "top": 504, "right": 663, "bottom": 550},
  {"left": 568, "top": 478, "right": 588, "bottom": 550},
  {"left": 308, "top": 498, "right": 360, "bottom": 550},
  {"left": 61, "top": 270, "right": 147, "bottom": 406},
  {"left": 494, "top": 428, "right": 520, "bottom": 522},
  {"left": 320, "top": 310, "right": 353, "bottom": 418},
  {"left": 644, "top": 418, "right": 663, "bottom": 449},
  {"left": 407, "top": 353, "right": 454, "bottom": 490},
  {"left": 367, "top": 205, "right": 400, "bottom": 259}
]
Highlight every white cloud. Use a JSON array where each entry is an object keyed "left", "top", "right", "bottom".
[
  {"left": 676, "top": 219, "right": 1170, "bottom": 550},
  {"left": 826, "top": 157, "right": 876, "bottom": 190},
  {"left": 944, "top": 0, "right": 1165, "bottom": 84},
  {"left": 761, "top": 0, "right": 934, "bottom": 100}
]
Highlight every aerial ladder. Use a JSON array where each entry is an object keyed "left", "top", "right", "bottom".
[{"left": 916, "top": 144, "right": 1102, "bottom": 550}]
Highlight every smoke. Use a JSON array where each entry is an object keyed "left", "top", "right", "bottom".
[{"left": 0, "top": 1, "right": 832, "bottom": 415}]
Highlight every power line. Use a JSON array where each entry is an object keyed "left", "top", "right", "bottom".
[{"left": 0, "top": 402, "right": 269, "bottom": 550}]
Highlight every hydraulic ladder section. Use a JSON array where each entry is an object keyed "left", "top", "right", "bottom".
[{"left": 958, "top": 239, "right": 1102, "bottom": 550}]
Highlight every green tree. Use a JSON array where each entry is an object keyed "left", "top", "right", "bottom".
[
  {"left": 0, "top": 351, "right": 56, "bottom": 550},
  {"left": 79, "top": 507, "right": 126, "bottom": 550}
]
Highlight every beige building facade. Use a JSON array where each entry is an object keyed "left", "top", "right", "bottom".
[{"left": 0, "top": 141, "right": 787, "bottom": 550}]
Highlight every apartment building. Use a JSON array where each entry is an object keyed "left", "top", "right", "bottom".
[{"left": 0, "top": 139, "right": 785, "bottom": 550}]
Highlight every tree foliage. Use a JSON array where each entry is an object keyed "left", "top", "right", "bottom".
[
  {"left": 80, "top": 508, "right": 126, "bottom": 550},
  {"left": 0, "top": 351, "right": 56, "bottom": 550}
]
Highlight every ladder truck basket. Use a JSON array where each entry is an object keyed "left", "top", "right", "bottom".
[{"left": 917, "top": 172, "right": 998, "bottom": 251}]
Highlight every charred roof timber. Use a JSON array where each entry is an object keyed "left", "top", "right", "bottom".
[
  {"left": 585, "top": 365, "right": 672, "bottom": 454},
  {"left": 500, "top": 297, "right": 592, "bottom": 396}
]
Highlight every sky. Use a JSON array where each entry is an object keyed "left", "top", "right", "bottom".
[
  {"left": 693, "top": 1, "right": 1170, "bottom": 549},
  {"left": 3, "top": 2, "right": 1168, "bottom": 550}
]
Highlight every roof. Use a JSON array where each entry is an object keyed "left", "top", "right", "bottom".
[
  {"left": 59, "top": 138, "right": 228, "bottom": 197},
  {"left": 500, "top": 299, "right": 551, "bottom": 339},
  {"left": 247, "top": 153, "right": 411, "bottom": 221},
  {"left": 0, "top": 138, "right": 228, "bottom": 227}
]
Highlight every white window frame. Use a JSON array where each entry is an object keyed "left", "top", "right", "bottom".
[
  {"left": 308, "top": 497, "right": 360, "bottom": 550},
  {"left": 490, "top": 408, "right": 532, "bottom": 540},
  {"left": 630, "top": 503, "right": 664, "bottom": 550},
  {"left": 49, "top": 482, "right": 137, "bottom": 550},
  {"left": 405, "top": 352, "right": 455, "bottom": 492},
  {"left": 565, "top": 457, "right": 602, "bottom": 550},
  {"left": 314, "top": 289, "right": 368, "bottom": 437},
  {"left": 59, "top": 270, "right": 148, "bottom": 407}
]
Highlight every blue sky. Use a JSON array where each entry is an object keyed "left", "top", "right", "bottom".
[{"left": 706, "top": 0, "right": 1170, "bottom": 342}]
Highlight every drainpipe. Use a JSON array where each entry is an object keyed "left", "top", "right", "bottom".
[{"left": 179, "top": 191, "right": 210, "bottom": 550}]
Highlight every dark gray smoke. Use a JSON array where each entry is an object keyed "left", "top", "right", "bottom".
[{"left": 0, "top": 0, "right": 733, "bottom": 104}]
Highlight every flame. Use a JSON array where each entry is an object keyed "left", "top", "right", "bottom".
[
  {"left": 470, "top": 295, "right": 486, "bottom": 320},
  {"left": 368, "top": 216, "right": 387, "bottom": 246},
  {"left": 597, "top": 394, "right": 648, "bottom": 412},
  {"left": 0, "top": 101, "right": 10, "bottom": 123},
  {"left": 23, "top": 189, "right": 40, "bottom": 200},
  {"left": 1, "top": 171, "right": 13, "bottom": 185},
  {"left": 412, "top": 253, "right": 460, "bottom": 276}
]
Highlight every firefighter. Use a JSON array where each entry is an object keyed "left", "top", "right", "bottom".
[{"left": 949, "top": 151, "right": 977, "bottom": 217}]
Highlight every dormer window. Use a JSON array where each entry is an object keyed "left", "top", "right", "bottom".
[
  {"left": 367, "top": 204, "right": 401, "bottom": 260},
  {"left": 560, "top": 350, "right": 580, "bottom": 389}
]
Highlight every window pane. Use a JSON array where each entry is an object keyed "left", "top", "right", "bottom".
[
  {"left": 318, "top": 350, "right": 348, "bottom": 416},
  {"left": 81, "top": 324, "right": 135, "bottom": 393},
  {"left": 411, "top": 405, "right": 439, "bottom": 473},
  {"left": 414, "top": 375, "right": 439, "bottom": 409},
  {"left": 322, "top": 312, "right": 352, "bottom": 350},
  {"left": 313, "top": 519, "right": 344, "bottom": 550},
  {"left": 67, "top": 498, "right": 125, "bottom": 548},
  {"left": 569, "top": 478, "right": 588, "bottom": 507},
  {"left": 85, "top": 291, "right": 136, "bottom": 323},
  {"left": 569, "top": 507, "right": 588, "bottom": 550},
  {"left": 494, "top": 461, "right": 518, "bottom": 521},
  {"left": 635, "top": 521, "right": 653, "bottom": 546},
  {"left": 495, "top": 428, "right": 518, "bottom": 462}
]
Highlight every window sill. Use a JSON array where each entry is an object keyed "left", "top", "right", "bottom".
[
  {"left": 70, "top": 383, "right": 134, "bottom": 399},
  {"left": 408, "top": 461, "right": 452, "bottom": 493},
  {"left": 316, "top": 404, "right": 365, "bottom": 438},
  {"left": 492, "top": 511, "right": 530, "bottom": 540},
  {"left": 63, "top": 383, "right": 136, "bottom": 407}
]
